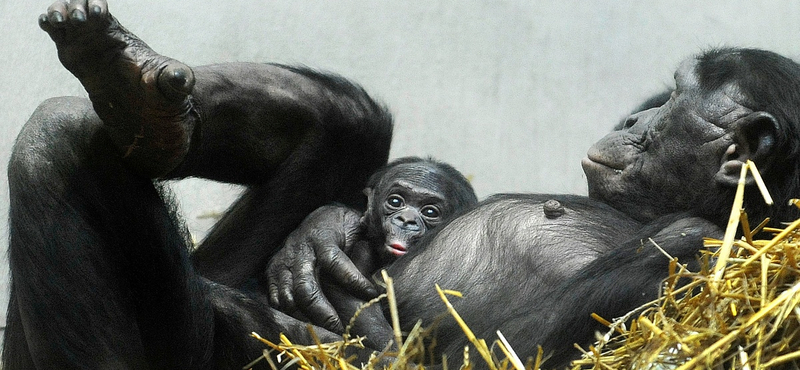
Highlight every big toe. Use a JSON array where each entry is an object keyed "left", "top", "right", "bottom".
[{"left": 158, "top": 62, "right": 195, "bottom": 101}]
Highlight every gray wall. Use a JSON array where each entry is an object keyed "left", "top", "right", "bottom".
[{"left": 2, "top": 1, "right": 800, "bottom": 328}]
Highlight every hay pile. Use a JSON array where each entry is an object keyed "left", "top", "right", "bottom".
[
  {"left": 250, "top": 161, "right": 800, "bottom": 370},
  {"left": 572, "top": 214, "right": 800, "bottom": 370},
  {"left": 574, "top": 161, "right": 800, "bottom": 370},
  {"left": 248, "top": 272, "right": 534, "bottom": 370}
]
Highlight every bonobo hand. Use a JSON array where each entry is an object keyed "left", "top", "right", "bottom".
[
  {"left": 266, "top": 205, "right": 378, "bottom": 333},
  {"left": 643, "top": 214, "right": 724, "bottom": 270},
  {"left": 40, "top": 0, "right": 196, "bottom": 177}
]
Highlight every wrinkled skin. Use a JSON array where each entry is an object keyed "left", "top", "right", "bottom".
[
  {"left": 40, "top": 0, "right": 195, "bottom": 178},
  {"left": 266, "top": 157, "right": 477, "bottom": 338},
  {"left": 270, "top": 52, "right": 800, "bottom": 368},
  {"left": 11, "top": 2, "right": 800, "bottom": 369},
  {"left": 584, "top": 59, "right": 770, "bottom": 222}
]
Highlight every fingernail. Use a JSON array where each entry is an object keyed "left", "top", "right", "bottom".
[
  {"left": 91, "top": 6, "right": 102, "bottom": 15},
  {"left": 51, "top": 12, "right": 64, "bottom": 23}
]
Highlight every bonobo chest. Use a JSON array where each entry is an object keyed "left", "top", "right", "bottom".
[{"left": 387, "top": 194, "right": 643, "bottom": 293}]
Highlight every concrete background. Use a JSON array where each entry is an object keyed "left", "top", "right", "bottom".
[{"left": 2, "top": 1, "right": 800, "bottom": 329}]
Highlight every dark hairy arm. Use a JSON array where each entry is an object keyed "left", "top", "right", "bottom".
[{"left": 539, "top": 214, "right": 722, "bottom": 367}]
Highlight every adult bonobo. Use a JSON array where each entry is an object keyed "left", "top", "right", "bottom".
[
  {"left": 266, "top": 157, "right": 477, "bottom": 347},
  {"left": 268, "top": 49, "right": 800, "bottom": 368},
  {"left": 6, "top": 1, "right": 392, "bottom": 369}
]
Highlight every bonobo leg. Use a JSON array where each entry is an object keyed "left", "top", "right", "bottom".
[
  {"left": 188, "top": 64, "right": 393, "bottom": 287},
  {"left": 5, "top": 98, "right": 349, "bottom": 370},
  {"left": 39, "top": 0, "right": 196, "bottom": 177},
  {"left": 5, "top": 97, "right": 213, "bottom": 369},
  {"left": 38, "top": 0, "right": 394, "bottom": 290}
]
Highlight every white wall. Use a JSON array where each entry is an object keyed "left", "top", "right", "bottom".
[{"left": 2, "top": 1, "right": 800, "bottom": 328}]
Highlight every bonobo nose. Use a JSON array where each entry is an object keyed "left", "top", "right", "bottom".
[
  {"left": 621, "top": 115, "right": 638, "bottom": 129},
  {"left": 392, "top": 211, "right": 421, "bottom": 231},
  {"left": 622, "top": 107, "right": 658, "bottom": 132}
]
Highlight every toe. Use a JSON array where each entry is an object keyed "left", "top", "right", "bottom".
[
  {"left": 158, "top": 63, "right": 196, "bottom": 101},
  {"left": 46, "top": 1, "right": 68, "bottom": 26},
  {"left": 67, "top": 0, "right": 87, "bottom": 24},
  {"left": 86, "top": 0, "right": 108, "bottom": 23}
]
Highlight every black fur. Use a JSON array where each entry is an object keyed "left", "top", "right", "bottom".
[
  {"left": 12, "top": 5, "right": 800, "bottom": 370},
  {"left": 5, "top": 13, "right": 393, "bottom": 368},
  {"left": 267, "top": 156, "right": 477, "bottom": 348},
  {"left": 372, "top": 48, "right": 800, "bottom": 369}
]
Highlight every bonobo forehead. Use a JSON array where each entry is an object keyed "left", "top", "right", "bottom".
[
  {"left": 376, "top": 163, "right": 453, "bottom": 197},
  {"left": 674, "top": 58, "right": 752, "bottom": 128},
  {"left": 368, "top": 158, "right": 477, "bottom": 214},
  {"left": 373, "top": 161, "right": 481, "bottom": 216}
]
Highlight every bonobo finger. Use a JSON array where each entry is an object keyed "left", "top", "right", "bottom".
[
  {"left": 38, "top": 13, "right": 56, "bottom": 34},
  {"left": 275, "top": 270, "right": 296, "bottom": 312},
  {"left": 293, "top": 258, "right": 342, "bottom": 332},
  {"left": 317, "top": 245, "right": 378, "bottom": 299},
  {"left": 294, "top": 274, "right": 343, "bottom": 333},
  {"left": 268, "top": 283, "right": 281, "bottom": 308},
  {"left": 87, "top": 0, "right": 107, "bottom": 17},
  {"left": 84, "top": 0, "right": 108, "bottom": 28},
  {"left": 67, "top": 0, "right": 87, "bottom": 24},
  {"left": 266, "top": 266, "right": 285, "bottom": 308}
]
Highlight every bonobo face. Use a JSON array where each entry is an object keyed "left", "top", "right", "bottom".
[
  {"left": 365, "top": 163, "right": 462, "bottom": 260},
  {"left": 582, "top": 58, "right": 753, "bottom": 221}
]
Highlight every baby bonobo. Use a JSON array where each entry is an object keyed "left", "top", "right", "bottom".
[
  {"left": 267, "top": 156, "right": 477, "bottom": 337},
  {"left": 353, "top": 156, "right": 478, "bottom": 275}
]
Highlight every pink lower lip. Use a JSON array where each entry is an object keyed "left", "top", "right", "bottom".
[{"left": 387, "top": 243, "right": 407, "bottom": 256}]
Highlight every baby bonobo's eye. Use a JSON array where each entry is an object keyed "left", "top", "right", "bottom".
[
  {"left": 421, "top": 205, "right": 441, "bottom": 220},
  {"left": 386, "top": 194, "right": 404, "bottom": 209}
]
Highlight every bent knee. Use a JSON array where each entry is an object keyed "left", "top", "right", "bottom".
[{"left": 9, "top": 97, "right": 105, "bottom": 182}]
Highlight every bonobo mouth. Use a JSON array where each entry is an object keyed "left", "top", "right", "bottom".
[
  {"left": 386, "top": 243, "right": 408, "bottom": 257},
  {"left": 582, "top": 154, "right": 625, "bottom": 175}
]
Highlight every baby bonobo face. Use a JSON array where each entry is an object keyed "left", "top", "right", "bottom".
[
  {"left": 379, "top": 181, "right": 445, "bottom": 257},
  {"left": 363, "top": 160, "right": 477, "bottom": 261}
]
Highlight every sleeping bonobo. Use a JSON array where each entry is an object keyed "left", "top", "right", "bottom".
[
  {"left": 267, "top": 50, "right": 800, "bottom": 368},
  {"left": 266, "top": 156, "right": 477, "bottom": 342},
  {"left": 11, "top": 1, "right": 800, "bottom": 369}
]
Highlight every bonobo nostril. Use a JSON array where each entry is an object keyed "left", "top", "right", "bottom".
[{"left": 623, "top": 115, "right": 638, "bottom": 129}]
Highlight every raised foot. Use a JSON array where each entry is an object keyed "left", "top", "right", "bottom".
[{"left": 40, "top": 0, "right": 196, "bottom": 177}]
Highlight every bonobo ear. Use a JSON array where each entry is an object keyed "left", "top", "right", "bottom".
[
  {"left": 715, "top": 111, "right": 780, "bottom": 187},
  {"left": 360, "top": 187, "right": 375, "bottom": 224}
]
